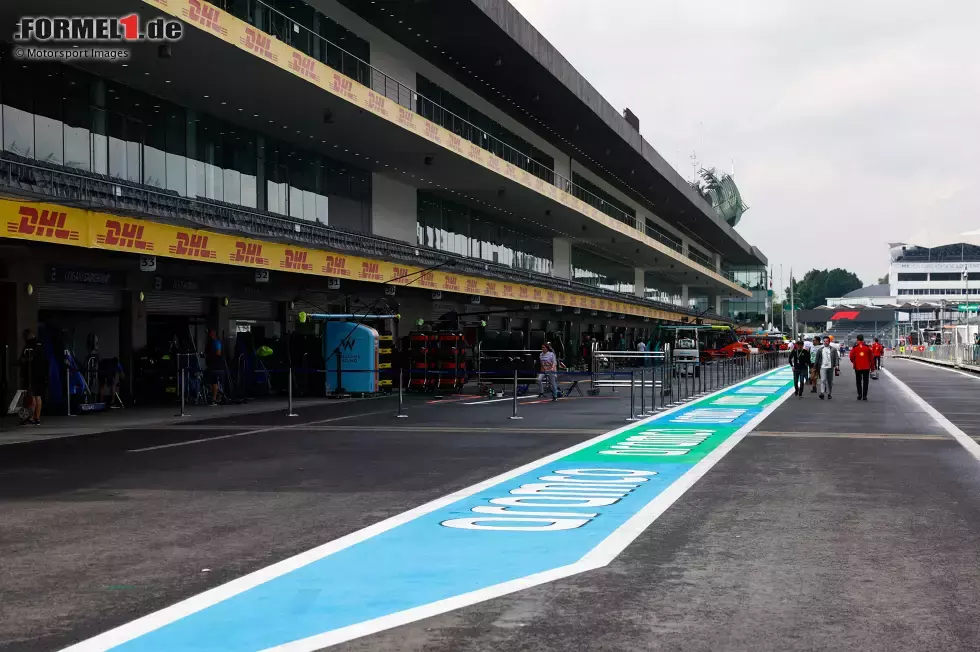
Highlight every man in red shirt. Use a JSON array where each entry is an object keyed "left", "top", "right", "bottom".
[
  {"left": 871, "top": 337, "right": 884, "bottom": 371},
  {"left": 850, "top": 334, "right": 874, "bottom": 400}
]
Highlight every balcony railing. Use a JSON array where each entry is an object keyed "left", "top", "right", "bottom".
[
  {"left": 0, "top": 153, "right": 726, "bottom": 321},
  {"left": 212, "top": 0, "right": 720, "bottom": 270}
]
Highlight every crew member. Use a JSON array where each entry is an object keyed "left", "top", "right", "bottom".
[
  {"left": 872, "top": 337, "right": 884, "bottom": 370},
  {"left": 18, "top": 329, "right": 47, "bottom": 426},
  {"left": 850, "top": 334, "right": 874, "bottom": 401},
  {"left": 815, "top": 336, "right": 839, "bottom": 400},
  {"left": 206, "top": 330, "right": 225, "bottom": 406},
  {"left": 538, "top": 343, "right": 558, "bottom": 402}
]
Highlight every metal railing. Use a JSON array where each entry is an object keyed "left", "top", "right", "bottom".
[
  {"left": 0, "top": 154, "right": 726, "bottom": 321},
  {"left": 213, "top": 0, "right": 725, "bottom": 276},
  {"left": 898, "top": 344, "right": 980, "bottom": 367}
]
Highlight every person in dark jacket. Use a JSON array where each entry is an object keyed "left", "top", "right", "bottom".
[
  {"left": 18, "top": 329, "right": 47, "bottom": 426},
  {"left": 788, "top": 338, "right": 811, "bottom": 397}
]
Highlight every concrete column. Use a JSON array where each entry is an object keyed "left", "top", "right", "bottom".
[
  {"left": 634, "top": 268, "right": 645, "bottom": 299},
  {"left": 707, "top": 294, "right": 722, "bottom": 315},
  {"left": 713, "top": 252, "right": 722, "bottom": 273},
  {"left": 680, "top": 285, "right": 690, "bottom": 307},
  {"left": 372, "top": 173, "right": 418, "bottom": 244},
  {"left": 553, "top": 238, "right": 572, "bottom": 280}
]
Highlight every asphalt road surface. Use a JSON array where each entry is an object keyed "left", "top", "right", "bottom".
[{"left": 3, "top": 358, "right": 980, "bottom": 652}]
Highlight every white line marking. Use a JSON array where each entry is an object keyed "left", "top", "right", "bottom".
[
  {"left": 881, "top": 367, "right": 980, "bottom": 464},
  {"left": 126, "top": 409, "right": 395, "bottom": 452},
  {"left": 62, "top": 369, "right": 788, "bottom": 652},
  {"left": 893, "top": 357, "right": 980, "bottom": 382}
]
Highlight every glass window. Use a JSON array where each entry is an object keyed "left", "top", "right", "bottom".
[
  {"left": 3, "top": 105, "right": 34, "bottom": 157},
  {"left": 63, "top": 100, "right": 91, "bottom": 171}
]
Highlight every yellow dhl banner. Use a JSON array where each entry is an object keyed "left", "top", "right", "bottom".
[
  {"left": 1, "top": 198, "right": 697, "bottom": 321},
  {"left": 139, "top": 0, "right": 740, "bottom": 295}
]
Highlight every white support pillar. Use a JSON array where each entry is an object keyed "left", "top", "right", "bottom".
[
  {"left": 553, "top": 238, "right": 572, "bottom": 280},
  {"left": 681, "top": 284, "right": 690, "bottom": 307},
  {"left": 634, "top": 268, "right": 645, "bottom": 299}
]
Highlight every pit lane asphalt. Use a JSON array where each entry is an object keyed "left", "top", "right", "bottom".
[
  {"left": 0, "top": 389, "right": 622, "bottom": 652},
  {"left": 333, "top": 360, "right": 980, "bottom": 652},
  {"left": 7, "top": 361, "right": 980, "bottom": 652}
]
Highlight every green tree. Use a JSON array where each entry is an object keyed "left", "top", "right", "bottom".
[
  {"left": 877, "top": 274, "right": 889, "bottom": 285},
  {"left": 785, "top": 268, "right": 863, "bottom": 310}
]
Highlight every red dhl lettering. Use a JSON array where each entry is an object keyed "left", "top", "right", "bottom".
[
  {"left": 330, "top": 73, "right": 356, "bottom": 100},
  {"left": 546, "top": 292, "right": 555, "bottom": 302},
  {"left": 519, "top": 287, "right": 529, "bottom": 298},
  {"left": 184, "top": 0, "right": 225, "bottom": 35},
  {"left": 465, "top": 280, "right": 479, "bottom": 293},
  {"left": 322, "top": 255, "right": 351, "bottom": 276},
  {"left": 424, "top": 122, "right": 441, "bottom": 143},
  {"left": 360, "top": 261, "right": 384, "bottom": 280},
  {"left": 419, "top": 271, "right": 437, "bottom": 287},
  {"left": 532, "top": 289, "right": 542, "bottom": 300},
  {"left": 397, "top": 107, "right": 417, "bottom": 130},
  {"left": 281, "top": 249, "right": 314, "bottom": 271},
  {"left": 290, "top": 52, "right": 320, "bottom": 82},
  {"left": 487, "top": 157, "right": 500, "bottom": 172},
  {"left": 241, "top": 27, "right": 276, "bottom": 62},
  {"left": 443, "top": 275, "right": 460, "bottom": 291},
  {"left": 447, "top": 134, "right": 463, "bottom": 152},
  {"left": 229, "top": 241, "right": 269, "bottom": 266},
  {"left": 367, "top": 92, "right": 389, "bottom": 117},
  {"left": 503, "top": 285, "right": 514, "bottom": 297},
  {"left": 6, "top": 206, "right": 79, "bottom": 241},
  {"left": 485, "top": 281, "right": 498, "bottom": 295},
  {"left": 467, "top": 144, "right": 482, "bottom": 160},
  {"left": 392, "top": 266, "right": 410, "bottom": 280},
  {"left": 169, "top": 232, "right": 215, "bottom": 259},
  {"left": 97, "top": 219, "right": 153, "bottom": 251}
]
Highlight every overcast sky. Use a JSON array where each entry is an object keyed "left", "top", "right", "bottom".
[{"left": 508, "top": 0, "right": 980, "bottom": 291}]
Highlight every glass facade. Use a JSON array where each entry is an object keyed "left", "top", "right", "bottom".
[
  {"left": 723, "top": 266, "right": 769, "bottom": 324},
  {"left": 572, "top": 247, "right": 635, "bottom": 294},
  {"left": 643, "top": 271, "right": 682, "bottom": 305},
  {"left": 0, "top": 55, "right": 372, "bottom": 230},
  {"left": 417, "top": 193, "right": 553, "bottom": 274}
]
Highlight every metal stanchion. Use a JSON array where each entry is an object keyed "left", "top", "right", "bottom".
[
  {"left": 287, "top": 364, "right": 298, "bottom": 417},
  {"left": 66, "top": 363, "right": 73, "bottom": 417},
  {"left": 178, "top": 366, "right": 188, "bottom": 417},
  {"left": 639, "top": 368, "right": 646, "bottom": 416},
  {"left": 396, "top": 369, "right": 408, "bottom": 418},
  {"left": 627, "top": 371, "right": 638, "bottom": 421},
  {"left": 509, "top": 369, "right": 523, "bottom": 420}
]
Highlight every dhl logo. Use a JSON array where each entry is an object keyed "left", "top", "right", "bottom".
[
  {"left": 367, "top": 92, "right": 389, "bottom": 118},
  {"left": 322, "top": 255, "right": 351, "bottom": 276},
  {"left": 169, "top": 232, "right": 215, "bottom": 259},
  {"left": 443, "top": 275, "right": 460, "bottom": 291},
  {"left": 392, "top": 266, "right": 410, "bottom": 281},
  {"left": 230, "top": 241, "right": 268, "bottom": 266},
  {"left": 241, "top": 27, "right": 277, "bottom": 62},
  {"left": 360, "top": 261, "right": 384, "bottom": 281},
  {"left": 419, "top": 271, "right": 437, "bottom": 287},
  {"left": 484, "top": 281, "right": 498, "bottom": 295},
  {"left": 397, "top": 107, "right": 418, "bottom": 131},
  {"left": 290, "top": 52, "right": 320, "bottom": 83},
  {"left": 503, "top": 285, "right": 515, "bottom": 297},
  {"left": 519, "top": 287, "right": 529, "bottom": 299},
  {"left": 532, "top": 289, "right": 543, "bottom": 300},
  {"left": 183, "top": 0, "right": 226, "bottom": 36},
  {"left": 467, "top": 144, "right": 482, "bottom": 161},
  {"left": 97, "top": 220, "right": 153, "bottom": 251},
  {"left": 424, "top": 122, "right": 441, "bottom": 144},
  {"left": 6, "top": 206, "right": 79, "bottom": 241},
  {"left": 447, "top": 134, "right": 463, "bottom": 153},
  {"left": 465, "top": 279, "right": 480, "bottom": 293},
  {"left": 330, "top": 73, "right": 356, "bottom": 101},
  {"left": 281, "top": 249, "right": 314, "bottom": 272},
  {"left": 487, "top": 157, "right": 501, "bottom": 172},
  {"left": 546, "top": 291, "right": 555, "bottom": 302}
]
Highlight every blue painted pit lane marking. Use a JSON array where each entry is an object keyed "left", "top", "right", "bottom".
[{"left": 63, "top": 368, "right": 795, "bottom": 652}]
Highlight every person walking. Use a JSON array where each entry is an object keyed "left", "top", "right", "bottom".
[
  {"left": 637, "top": 339, "right": 649, "bottom": 367},
  {"left": 814, "top": 337, "right": 840, "bottom": 400},
  {"left": 18, "top": 329, "right": 47, "bottom": 426},
  {"left": 871, "top": 337, "right": 884, "bottom": 371},
  {"left": 788, "top": 337, "right": 811, "bottom": 397},
  {"left": 850, "top": 334, "right": 874, "bottom": 400},
  {"left": 537, "top": 342, "right": 559, "bottom": 402},
  {"left": 809, "top": 335, "right": 822, "bottom": 393}
]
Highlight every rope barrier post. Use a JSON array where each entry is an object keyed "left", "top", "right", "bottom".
[
  {"left": 509, "top": 370, "right": 523, "bottom": 420},
  {"left": 178, "top": 365, "right": 188, "bottom": 418},
  {"left": 627, "top": 371, "right": 638, "bottom": 421},
  {"left": 639, "top": 368, "right": 646, "bottom": 416},
  {"left": 396, "top": 368, "right": 408, "bottom": 418},
  {"left": 66, "top": 361, "right": 72, "bottom": 418},
  {"left": 287, "top": 363, "right": 298, "bottom": 418}
]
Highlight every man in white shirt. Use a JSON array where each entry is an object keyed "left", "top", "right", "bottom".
[
  {"left": 815, "top": 339, "right": 840, "bottom": 399},
  {"left": 538, "top": 343, "right": 558, "bottom": 402}
]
